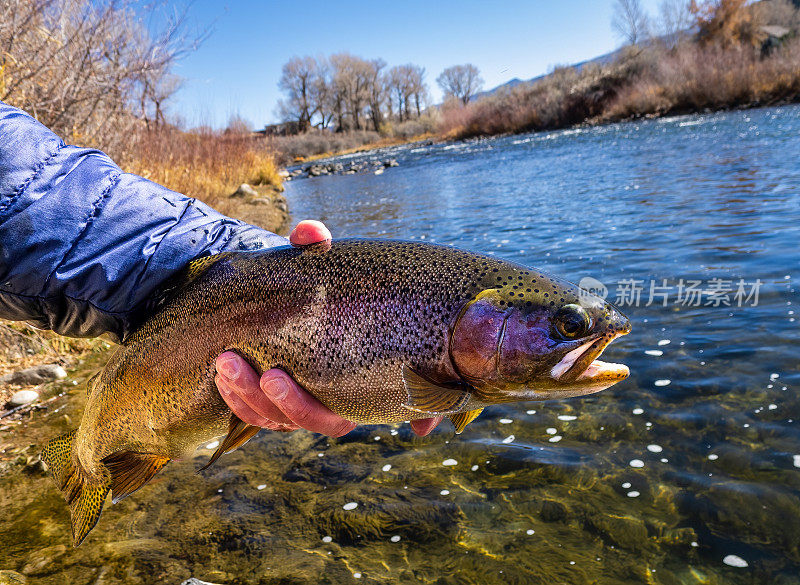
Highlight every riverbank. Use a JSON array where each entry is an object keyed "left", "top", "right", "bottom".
[
  {"left": 276, "top": 33, "right": 800, "bottom": 164},
  {"left": 439, "top": 40, "right": 800, "bottom": 140}
]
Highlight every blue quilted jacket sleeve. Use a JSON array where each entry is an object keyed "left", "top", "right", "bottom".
[{"left": 0, "top": 100, "right": 288, "bottom": 341}]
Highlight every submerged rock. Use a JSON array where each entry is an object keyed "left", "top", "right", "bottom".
[
  {"left": 21, "top": 545, "right": 67, "bottom": 576},
  {"left": 0, "top": 364, "right": 66, "bottom": 386},
  {"left": 7, "top": 390, "right": 39, "bottom": 408},
  {"left": 0, "top": 571, "right": 26, "bottom": 584},
  {"left": 585, "top": 513, "right": 650, "bottom": 553},
  {"left": 540, "top": 499, "right": 569, "bottom": 522}
]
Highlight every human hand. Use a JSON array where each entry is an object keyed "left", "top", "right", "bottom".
[{"left": 214, "top": 220, "right": 442, "bottom": 438}]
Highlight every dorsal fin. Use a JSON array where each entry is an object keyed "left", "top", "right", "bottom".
[
  {"left": 449, "top": 408, "right": 484, "bottom": 434},
  {"left": 199, "top": 415, "right": 261, "bottom": 472},
  {"left": 103, "top": 451, "right": 170, "bottom": 504},
  {"left": 401, "top": 366, "right": 471, "bottom": 415},
  {"left": 185, "top": 254, "right": 226, "bottom": 280},
  {"left": 142, "top": 253, "right": 230, "bottom": 321}
]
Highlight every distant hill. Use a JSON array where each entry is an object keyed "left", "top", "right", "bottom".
[{"left": 470, "top": 47, "right": 625, "bottom": 102}]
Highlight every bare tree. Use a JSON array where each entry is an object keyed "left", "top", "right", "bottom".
[
  {"left": 366, "top": 58, "right": 387, "bottom": 132},
  {"left": 330, "top": 53, "right": 373, "bottom": 130},
  {"left": 278, "top": 56, "right": 323, "bottom": 132},
  {"left": 277, "top": 53, "right": 429, "bottom": 133},
  {"left": 611, "top": 0, "right": 651, "bottom": 45},
  {"left": 388, "top": 64, "right": 420, "bottom": 120},
  {"left": 387, "top": 65, "right": 410, "bottom": 120},
  {"left": 407, "top": 65, "right": 427, "bottom": 118},
  {"left": 436, "top": 64, "right": 483, "bottom": 105},
  {"left": 312, "top": 57, "right": 334, "bottom": 129},
  {"left": 224, "top": 113, "right": 252, "bottom": 135},
  {"left": 657, "top": 0, "right": 693, "bottom": 48},
  {"left": 0, "top": 0, "right": 204, "bottom": 153}
]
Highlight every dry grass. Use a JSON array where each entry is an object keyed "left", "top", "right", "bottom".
[
  {"left": 270, "top": 115, "right": 441, "bottom": 163},
  {"left": 438, "top": 52, "right": 653, "bottom": 139},
  {"left": 119, "top": 128, "right": 283, "bottom": 211}
]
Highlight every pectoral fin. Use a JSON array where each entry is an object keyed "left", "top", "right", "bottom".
[
  {"left": 401, "top": 366, "right": 471, "bottom": 414},
  {"left": 449, "top": 408, "right": 484, "bottom": 434},
  {"left": 199, "top": 415, "right": 261, "bottom": 472}
]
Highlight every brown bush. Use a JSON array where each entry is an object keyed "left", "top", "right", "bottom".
[
  {"left": 691, "top": 0, "right": 767, "bottom": 48},
  {"left": 605, "top": 39, "right": 800, "bottom": 118},
  {"left": 441, "top": 51, "right": 655, "bottom": 139},
  {"left": 441, "top": 36, "right": 800, "bottom": 140}
]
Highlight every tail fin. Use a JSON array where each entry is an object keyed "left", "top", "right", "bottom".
[
  {"left": 42, "top": 433, "right": 172, "bottom": 546},
  {"left": 41, "top": 431, "right": 111, "bottom": 547}
]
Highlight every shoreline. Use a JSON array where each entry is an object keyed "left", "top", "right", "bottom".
[{"left": 281, "top": 100, "right": 800, "bottom": 175}]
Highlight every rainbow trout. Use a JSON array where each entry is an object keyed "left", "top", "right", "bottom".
[{"left": 42, "top": 239, "right": 631, "bottom": 545}]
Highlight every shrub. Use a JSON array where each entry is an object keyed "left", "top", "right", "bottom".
[
  {"left": 393, "top": 113, "right": 439, "bottom": 138},
  {"left": 271, "top": 130, "right": 381, "bottom": 162},
  {"left": 605, "top": 38, "right": 800, "bottom": 119},
  {"left": 439, "top": 37, "right": 800, "bottom": 139}
]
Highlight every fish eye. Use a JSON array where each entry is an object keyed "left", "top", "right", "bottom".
[{"left": 554, "top": 304, "right": 591, "bottom": 340}]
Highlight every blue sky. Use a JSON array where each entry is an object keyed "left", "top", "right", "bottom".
[{"left": 162, "top": 0, "right": 661, "bottom": 129}]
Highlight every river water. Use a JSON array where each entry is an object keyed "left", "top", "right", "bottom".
[{"left": 1, "top": 106, "right": 798, "bottom": 584}]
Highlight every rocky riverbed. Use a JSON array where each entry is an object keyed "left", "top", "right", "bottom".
[{"left": 285, "top": 157, "right": 400, "bottom": 180}]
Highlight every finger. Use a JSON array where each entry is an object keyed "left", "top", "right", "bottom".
[
  {"left": 260, "top": 369, "right": 356, "bottom": 437},
  {"left": 215, "top": 352, "right": 296, "bottom": 427},
  {"left": 217, "top": 376, "right": 299, "bottom": 431},
  {"left": 410, "top": 416, "right": 443, "bottom": 437},
  {"left": 216, "top": 374, "right": 274, "bottom": 427},
  {"left": 289, "top": 220, "right": 332, "bottom": 246}
]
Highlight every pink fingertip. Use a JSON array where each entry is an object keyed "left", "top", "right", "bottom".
[
  {"left": 261, "top": 371, "right": 290, "bottom": 401},
  {"left": 216, "top": 354, "right": 241, "bottom": 381},
  {"left": 290, "top": 220, "right": 332, "bottom": 246},
  {"left": 411, "top": 417, "right": 443, "bottom": 437}
]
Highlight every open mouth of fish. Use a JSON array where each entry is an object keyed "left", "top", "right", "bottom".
[{"left": 550, "top": 333, "right": 630, "bottom": 387}]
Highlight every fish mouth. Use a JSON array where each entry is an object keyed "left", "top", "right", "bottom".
[{"left": 550, "top": 333, "right": 630, "bottom": 387}]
